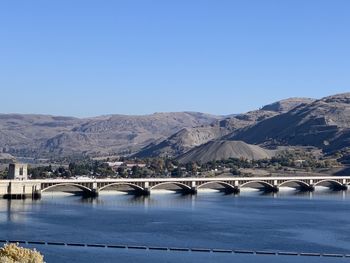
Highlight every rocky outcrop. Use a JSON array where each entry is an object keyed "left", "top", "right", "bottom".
[{"left": 231, "top": 93, "right": 350, "bottom": 154}]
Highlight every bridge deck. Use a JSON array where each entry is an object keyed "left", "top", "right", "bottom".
[{"left": 1, "top": 176, "right": 349, "bottom": 199}]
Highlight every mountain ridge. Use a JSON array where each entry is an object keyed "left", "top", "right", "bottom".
[{"left": 1, "top": 94, "right": 349, "bottom": 164}]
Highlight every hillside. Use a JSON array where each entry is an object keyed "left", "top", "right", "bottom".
[
  {"left": 232, "top": 93, "right": 350, "bottom": 154},
  {"left": 261, "top": 97, "right": 315, "bottom": 112},
  {"left": 1, "top": 93, "right": 349, "bottom": 163},
  {"left": 135, "top": 97, "right": 313, "bottom": 158},
  {"left": 134, "top": 126, "right": 230, "bottom": 158},
  {"left": 177, "top": 140, "right": 275, "bottom": 164},
  {"left": 0, "top": 112, "right": 219, "bottom": 158}
]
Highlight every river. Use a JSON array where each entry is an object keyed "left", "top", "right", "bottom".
[{"left": 1, "top": 188, "right": 350, "bottom": 262}]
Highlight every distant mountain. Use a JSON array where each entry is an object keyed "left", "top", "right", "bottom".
[
  {"left": 231, "top": 93, "right": 350, "bottom": 154},
  {"left": 2, "top": 93, "right": 349, "bottom": 164},
  {"left": 177, "top": 140, "right": 275, "bottom": 164},
  {"left": 261, "top": 97, "right": 315, "bottom": 112},
  {"left": 0, "top": 112, "right": 220, "bottom": 158},
  {"left": 135, "top": 97, "right": 313, "bottom": 158},
  {"left": 0, "top": 114, "right": 81, "bottom": 156}
]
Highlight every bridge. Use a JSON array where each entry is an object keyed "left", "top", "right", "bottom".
[{"left": 0, "top": 176, "right": 349, "bottom": 199}]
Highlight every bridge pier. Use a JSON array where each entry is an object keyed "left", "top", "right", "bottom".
[
  {"left": 173, "top": 187, "right": 197, "bottom": 195},
  {"left": 33, "top": 191, "right": 42, "bottom": 199},
  {"left": 188, "top": 187, "right": 197, "bottom": 195},
  {"left": 134, "top": 188, "right": 150, "bottom": 196},
  {"left": 300, "top": 185, "right": 315, "bottom": 192},
  {"left": 333, "top": 184, "right": 348, "bottom": 191},
  {"left": 223, "top": 186, "right": 240, "bottom": 194},
  {"left": 89, "top": 189, "right": 99, "bottom": 198},
  {"left": 91, "top": 183, "right": 99, "bottom": 197},
  {"left": 267, "top": 186, "right": 279, "bottom": 193}
]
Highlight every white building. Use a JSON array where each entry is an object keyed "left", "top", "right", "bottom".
[{"left": 8, "top": 163, "right": 28, "bottom": 180}]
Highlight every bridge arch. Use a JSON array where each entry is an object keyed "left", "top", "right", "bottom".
[
  {"left": 197, "top": 181, "right": 236, "bottom": 191},
  {"left": 314, "top": 179, "right": 344, "bottom": 188},
  {"left": 150, "top": 182, "right": 192, "bottom": 191},
  {"left": 41, "top": 183, "right": 93, "bottom": 193},
  {"left": 278, "top": 180, "right": 311, "bottom": 189},
  {"left": 99, "top": 183, "right": 145, "bottom": 192},
  {"left": 240, "top": 181, "right": 275, "bottom": 191}
]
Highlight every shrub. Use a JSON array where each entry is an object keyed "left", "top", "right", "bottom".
[{"left": 0, "top": 243, "right": 44, "bottom": 263}]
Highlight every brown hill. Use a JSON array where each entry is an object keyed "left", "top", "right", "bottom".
[
  {"left": 261, "top": 97, "right": 315, "bottom": 112},
  {"left": 231, "top": 93, "right": 350, "bottom": 154},
  {"left": 134, "top": 126, "right": 229, "bottom": 158},
  {"left": 0, "top": 112, "right": 219, "bottom": 157},
  {"left": 134, "top": 110, "right": 277, "bottom": 158},
  {"left": 135, "top": 97, "right": 314, "bottom": 158}
]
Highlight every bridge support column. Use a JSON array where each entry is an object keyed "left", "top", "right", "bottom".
[
  {"left": 90, "top": 183, "right": 99, "bottom": 197},
  {"left": 334, "top": 184, "right": 348, "bottom": 191},
  {"left": 33, "top": 190, "right": 42, "bottom": 199},
  {"left": 224, "top": 186, "right": 240, "bottom": 194},
  {"left": 137, "top": 182, "right": 151, "bottom": 196},
  {"left": 270, "top": 180, "right": 279, "bottom": 193},
  {"left": 303, "top": 180, "right": 315, "bottom": 191},
  {"left": 139, "top": 188, "right": 151, "bottom": 196},
  {"left": 188, "top": 187, "right": 197, "bottom": 195},
  {"left": 339, "top": 179, "right": 349, "bottom": 190},
  {"left": 306, "top": 185, "right": 315, "bottom": 191},
  {"left": 271, "top": 186, "right": 279, "bottom": 193},
  {"left": 187, "top": 181, "right": 197, "bottom": 195},
  {"left": 232, "top": 181, "right": 240, "bottom": 194},
  {"left": 91, "top": 189, "right": 99, "bottom": 197}
]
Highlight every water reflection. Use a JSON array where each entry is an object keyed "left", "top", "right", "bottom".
[
  {"left": 0, "top": 199, "right": 31, "bottom": 223},
  {"left": 1, "top": 187, "right": 350, "bottom": 258},
  {"left": 24, "top": 187, "right": 350, "bottom": 206}
]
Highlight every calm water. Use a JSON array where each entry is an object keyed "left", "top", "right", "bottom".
[{"left": 1, "top": 188, "right": 350, "bottom": 262}]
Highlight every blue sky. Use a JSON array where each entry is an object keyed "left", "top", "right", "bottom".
[{"left": 0, "top": 0, "right": 349, "bottom": 117}]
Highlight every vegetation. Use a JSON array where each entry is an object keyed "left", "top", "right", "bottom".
[
  {"left": 28, "top": 160, "right": 114, "bottom": 179},
  {"left": 0, "top": 243, "right": 44, "bottom": 263},
  {"left": 0, "top": 168, "right": 8, "bottom": 179},
  {"left": 196, "top": 149, "right": 339, "bottom": 175},
  {"left": 2, "top": 148, "right": 338, "bottom": 180}
]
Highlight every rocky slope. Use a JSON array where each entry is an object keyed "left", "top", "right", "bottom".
[
  {"left": 2, "top": 94, "right": 347, "bottom": 163},
  {"left": 134, "top": 126, "right": 230, "bottom": 158},
  {"left": 135, "top": 98, "right": 314, "bottom": 158},
  {"left": 231, "top": 93, "right": 350, "bottom": 154},
  {"left": 261, "top": 97, "right": 315, "bottom": 112}
]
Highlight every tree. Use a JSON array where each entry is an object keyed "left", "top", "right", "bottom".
[
  {"left": 171, "top": 166, "right": 183, "bottom": 177},
  {"left": 117, "top": 166, "right": 127, "bottom": 177},
  {"left": 0, "top": 168, "right": 8, "bottom": 179}
]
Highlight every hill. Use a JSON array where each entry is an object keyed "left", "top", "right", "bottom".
[
  {"left": 261, "top": 97, "right": 315, "bottom": 112},
  {"left": 177, "top": 140, "right": 275, "bottom": 164},
  {"left": 231, "top": 93, "right": 350, "bottom": 155},
  {"left": 2, "top": 93, "right": 349, "bottom": 163},
  {"left": 135, "top": 97, "right": 313, "bottom": 158},
  {"left": 0, "top": 112, "right": 219, "bottom": 158}
]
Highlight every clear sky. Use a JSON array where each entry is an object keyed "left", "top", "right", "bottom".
[{"left": 0, "top": 0, "right": 349, "bottom": 117}]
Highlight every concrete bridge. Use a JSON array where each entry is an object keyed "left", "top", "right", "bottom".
[{"left": 0, "top": 176, "right": 349, "bottom": 199}]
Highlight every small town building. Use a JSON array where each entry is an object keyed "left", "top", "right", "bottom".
[{"left": 8, "top": 163, "right": 28, "bottom": 180}]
